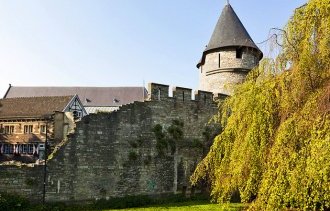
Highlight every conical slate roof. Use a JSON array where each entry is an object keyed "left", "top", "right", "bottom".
[{"left": 197, "top": 4, "right": 262, "bottom": 68}]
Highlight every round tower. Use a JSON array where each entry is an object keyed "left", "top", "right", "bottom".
[{"left": 197, "top": 3, "right": 263, "bottom": 96}]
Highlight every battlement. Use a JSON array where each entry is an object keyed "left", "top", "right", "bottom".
[
  {"left": 147, "top": 82, "right": 223, "bottom": 103},
  {"left": 148, "top": 83, "right": 169, "bottom": 101},
  {"left": 194, "top": 90, "right": 213, "bottom": 103},
  {"left": 172, "top": 86, "right": 192, "bottom": 101}
]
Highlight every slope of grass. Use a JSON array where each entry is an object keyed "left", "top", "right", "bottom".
[{"left": 106, "top": 202, "right": 245, "bottom": 211}]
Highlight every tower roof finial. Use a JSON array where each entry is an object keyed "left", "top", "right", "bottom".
[{"left": 226, "top": 0, "right": 229, "bottom": 5}]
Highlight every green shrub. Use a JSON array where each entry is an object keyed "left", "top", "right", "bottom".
[
  {"left": 192, "top": 139, "right": 204, "bottom": 149},
  {"left": 144, "top": 155, "right": 152, "bottom": 165},
  {"left": 92, "top": 195, "right": 153, "bottom": 209},
  {"left": 0, "top": 193, "right": 30, "bottom": 211},
  {"left": 129, "top": 141, "right": 138, "bottom": 148},
  {"left": 128, "top": 151, "right": 138, "bottom": 161}
]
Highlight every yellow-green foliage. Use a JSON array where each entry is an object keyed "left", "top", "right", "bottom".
[{"left": 191, "top": 0, "right": 330, "bottom": 210}]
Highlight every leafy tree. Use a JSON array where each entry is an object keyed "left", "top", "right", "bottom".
[{"left": 191, "top": 0, "right": 330, "bottom": 210}]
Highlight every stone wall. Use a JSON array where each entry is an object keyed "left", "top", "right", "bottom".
[
  {"left": 0, "top": 83, "right": 220, "bottom": 202},
  {"left": 0, "top": 165, "right": 43, "bottom": 201}
]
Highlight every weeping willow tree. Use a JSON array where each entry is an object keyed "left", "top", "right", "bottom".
[{"left": 191, "top": 0, "right": 330, "bottom": 210}]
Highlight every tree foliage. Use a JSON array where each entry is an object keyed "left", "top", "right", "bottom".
[{"left": 191, "top": 0, "right": 330, "bottom": 210}]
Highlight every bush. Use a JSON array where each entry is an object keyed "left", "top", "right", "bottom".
[
  {"left": 128, "top": 151, "right": 138, "bottom": 161},
  {"left": 92, "top": 193, "right": 208, "bottom": 210},
  {"left": 92, "top": 195, "right": 153, "bottom": 209},
  {"left": 0, "top": 193, "right": 30, "bottom": 211}
]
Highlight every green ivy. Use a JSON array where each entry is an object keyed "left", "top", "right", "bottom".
[{"left": 152, "top": 120, "right": 184, "bottom": 156}]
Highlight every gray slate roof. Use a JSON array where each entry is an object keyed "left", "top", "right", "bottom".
[
  {"left": 4, "top": 86, "right": 147, "bottom": 107},
  {"left": 197, "top": 4, "right": 263, "bottom": 67}
]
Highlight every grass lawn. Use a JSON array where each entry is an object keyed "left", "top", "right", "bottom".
[{"left": 105, "top": 202, "right": 246, "bottom": 211}]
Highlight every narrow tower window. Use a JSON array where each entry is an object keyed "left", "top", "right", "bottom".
[
  {"left": 236, "top": 48, "right": 243, "bottom": 59},
  {"left": 218, "top": 53, "right": 221, "bottom": 68},
  {"left": 158, "top": 88, "right": 161, "bottom": 101}
]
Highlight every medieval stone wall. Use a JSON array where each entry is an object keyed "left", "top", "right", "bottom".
[
  {"left": 0, "top": 83, "right": 220, "bottom": 202},
  {"left": 0, "top": 165, "right": 43, "bottom": 201}
]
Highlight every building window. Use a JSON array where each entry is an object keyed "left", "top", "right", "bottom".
[
  {"left": 4, "top": 126, "right": 14, "bottom": 134},
  {"left": 24, "top": 125, "right": 33, "bottom": 134},
  {"left": 74, "top": 111, "right": 81, "bottom": 118},
  {"left": 158, "top": 88, "right": 161, "bottom": 101},
  {"left": 218, "top": 53, "right": 221, "bottom": 68},
  {"left": 254, "top": 56, "right": 259, "bottom": 65},
  {"left": 22, "top": 144, "right": 28, "bottom": 154},
  {"left": 3, "top": 144, "right": 14, "bottom": 154},
  {"left": 236, "top": 49, "right": 243, "bottom": 59},
  {"left": 17, "top": 144, "right": 35, "bottom": 154},
  {"left": 28, "top": 144, "right": 34, "bottom": 154},
  {"left": 73, "top": 110, "right": 82, "bottom": 119},
  {"left": 40, "top": 125, "right": 46, "bottom": 133}
]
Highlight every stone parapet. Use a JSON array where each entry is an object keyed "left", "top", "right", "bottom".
[{"left": 147, "top": 82, "right": 220, "bottom": 105}]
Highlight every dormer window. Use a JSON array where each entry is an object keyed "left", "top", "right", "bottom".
[
  {"left": 40, "top": 125, "right": 46, "bottom": 133},
  {"left": 4, "top": 126, "right": 14, "bottom": 134},
  {"left": 24, "top": 125, "right": 33, "bottom": 134},
  {"left": 236, "top": 48, "right": 243, "bottom": 59}
]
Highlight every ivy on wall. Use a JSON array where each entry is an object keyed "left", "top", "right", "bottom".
[{"left": 152, "top": 120, "right": 184, "bottom": 156}]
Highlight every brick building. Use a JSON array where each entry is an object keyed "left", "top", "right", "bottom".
[{"left": 0, "top": 95, "right": 86, "bottom": 163}]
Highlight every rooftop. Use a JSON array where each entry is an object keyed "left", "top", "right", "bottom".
[
  {"left": 4, "top": 86, "right": 147, "bottom": 107},
  {"left": 197, "top": 3, "right": 263, "bottom": 67},
  {"left": 0, "top": 96, "right": 74, "bottom": 119}
]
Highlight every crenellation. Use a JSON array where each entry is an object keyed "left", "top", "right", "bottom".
[
  {"left": 172, "top": 86, "right": 192, "bottom": 101},
  {"left": 214, "top": 93, "right": 228, "bottom": 101},
  {"left": 194, "top": 90, "right": 213, "bottom": 103},
  {"left": 148, "top": 83, "right": 169, "bottom": 100},
  {"left": 147, "top": 83, "right": 218, "bottom": 107}
]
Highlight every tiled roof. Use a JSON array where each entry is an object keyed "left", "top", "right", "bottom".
[
  {"left": 197, "top": 4, "right": 263, "bottom": 67},
  {"left": 0, "top": 134, "right": 44, "bottom": 143},
  {"left": 4, "top": 86, "right": 147, "bottom": 107},
  {"left": 0, "top": 96, "right": 73, "bottom": 119}
]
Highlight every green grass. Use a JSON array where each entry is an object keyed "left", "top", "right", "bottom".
[
  {"left": 0, "top": 192, "right": 246, "bottom": 211},
  {"left": 105, "top": 202, "right": 246, "bottom": 211}
]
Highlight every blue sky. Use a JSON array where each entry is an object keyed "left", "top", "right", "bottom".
[{"left": 0, "top": 0, "right": 306, "bottom": 97}]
